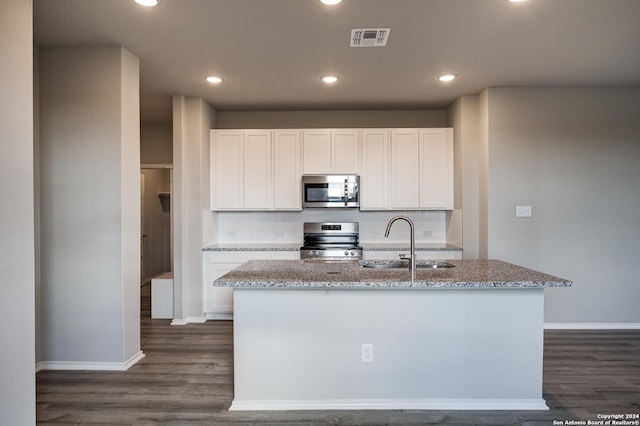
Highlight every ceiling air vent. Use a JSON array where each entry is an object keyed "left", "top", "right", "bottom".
[{"left": 350, "top": 28, "right": 391, "bottom": 47}]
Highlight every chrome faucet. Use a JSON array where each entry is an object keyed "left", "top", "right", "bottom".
[{"left": 384, "top": 215, "right": 416, "bottom": 280}]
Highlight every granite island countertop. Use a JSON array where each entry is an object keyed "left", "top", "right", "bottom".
[{"left": 214, "top": 259, "right": 571, "bottom": 289}]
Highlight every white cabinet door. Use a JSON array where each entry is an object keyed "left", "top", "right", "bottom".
[
  {"left": 390, "top": 129, "right": 420, "bottom": 209},
  {"left": 360, "top": 129, "right": 390, "bottom": 210},
  {"left": 420, "top": 128, "right": 454, "bottom": 210},
  {"left": 302, "top": 129, "right": 331, "bottom": 174},
  {"left": 273, "top": 130, "right": 302, "bottom": 210},
  {"left": 212, "top": 130, "right": 295, "bottom": 211},
  {"left": 204, "top": 250, "right": 300, "bottom": 319},
  {"left": 207, "top": 263, "right": 239, "bottom": 317},
  {"left": 332, "top": 129, "right": 360, "bottom": 173},
  {"left": 211, "top": 130, "right": 243, "bottom": 209},
  {"left": 303, "top": 129, "right": 359, "bottom": 174},
  {"left": 243, "top": 130, "right": 272, "bottom": 209}
]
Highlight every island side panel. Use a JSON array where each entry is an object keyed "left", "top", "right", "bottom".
[{"left": 232, "top": 288, "right": 546, "bottom": 410}]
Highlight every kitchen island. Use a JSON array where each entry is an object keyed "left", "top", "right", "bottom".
[{"left": 214, "top": 259, "right": 571, "bottom": 411}]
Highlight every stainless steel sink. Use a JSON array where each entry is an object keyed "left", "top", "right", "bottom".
[
  {"left": 418, "top": 261, "right": 455, "bottom": 269},
  {"left": 360, "top": 261, "right": 406, "bottom": 269},
  {"left": 360, "top": 260, "right": 455, "bottom": 269}
]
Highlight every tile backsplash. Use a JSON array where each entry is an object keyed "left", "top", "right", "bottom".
[{"left": 214, "top": 210, "right": 448, "bottom": 244}]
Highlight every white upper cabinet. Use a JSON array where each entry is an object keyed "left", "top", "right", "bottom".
[
  {"left": 211, "top": 130, "right": 244, "bottom": 209},
  {"left": 273, "top": 130, "right": 302, "bottom": 210},
  {"left": 243, "top": 131, "right": 273, "bottom": 209},
  {"left": 303, "top": 129, "right": 359, "bottom": 174},
  {"left": 211, "top": 127, "right": 452, "bottom": 212},
  {"left": 360, "top": 129, "right": 390, "bottom": 210},
  {"left": 391, "top": 129, "right": 421, "bottom": 209},
  {"left": 210, "top": 129, "right": 302, "bottom": 211},
  {"left": 419, "top": 128, "right": 454, "bottom": 210},
  {"left": 302, "top": 129, "right": 330, "bottom": 174},
  {"left": 360, "top": 128, "right": 454, "bottom": 210}
]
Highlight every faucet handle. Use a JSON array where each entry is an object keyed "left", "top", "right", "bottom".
[{"left": 398, "top": 253, "right": 412, "bottom": 261}]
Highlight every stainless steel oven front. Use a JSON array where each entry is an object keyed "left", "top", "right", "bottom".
[
  {"left": 301, "top": 175, "right": 359, "bottom": 208},
  {"left": 300, "top": 222, "right": 362, "bottom": 261}
]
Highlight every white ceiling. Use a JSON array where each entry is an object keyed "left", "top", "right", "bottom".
[{"left": 34, "top": 0, "right": 640, "bottom": 124}]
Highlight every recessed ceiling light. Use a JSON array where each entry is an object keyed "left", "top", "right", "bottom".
[
  {"left": 322, "top": 75, "right": 339, "bottom": 84},
  {"left": 205, "top": 76, "right": 223, "bottom": 84},
  {"left": 508, "top": 0, "right": 527, "bottom": 3},
  {"left": 320, "top": 0, "right": 342, "bottom": 5},
  {"left": 438, "top": 73, "right": 457, "bottom": 82},
  {"left": 134, "top": 0, "right": 160, "bottom": 6}
]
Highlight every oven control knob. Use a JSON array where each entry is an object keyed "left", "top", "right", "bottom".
[
  {"left": 344, "top": 250, "right": 349, "bottom": 256},
  {"left": 350, "top": 251, "right": 355, "bottom": 256}
]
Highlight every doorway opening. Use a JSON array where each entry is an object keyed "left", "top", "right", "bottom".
[{"left": 140, "top": 165, "right": 173, "bottom": 286}]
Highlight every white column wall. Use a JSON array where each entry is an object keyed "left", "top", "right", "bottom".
[
  {"left": 172, "top": 96, "right": 215, "bottom": 322},
  {"left": 447, "top": 95, "right": 480, "bottom": 258},
  {"left": 0, "top": 0, "right": 36, "bottom": 422},
  {"left": 120, "top": 48, "right": 142, "bottom": 360},
  {"left": 39, "top": 46, "right": 142, "bottom": 365}
]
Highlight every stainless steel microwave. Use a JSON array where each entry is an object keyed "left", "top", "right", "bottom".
[{"left": 302, "top": 175, "right": 360, "bottom": 208}]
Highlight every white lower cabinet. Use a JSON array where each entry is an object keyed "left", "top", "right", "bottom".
[
  {"left": 363, "top": 250, "right": 462, "bottom": 261},
  {"left": 203, "top": 250, "right": 299, "bottom": 319}
]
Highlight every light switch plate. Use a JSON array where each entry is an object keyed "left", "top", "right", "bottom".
[{"left": 515, "top": 205, "right": 532, "bottom": 218}]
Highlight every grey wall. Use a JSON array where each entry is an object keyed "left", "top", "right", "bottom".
[
  {"left": 485, "top": 87, "right": 640, "bottom": 324},
  {"left": 39, "top": 45, "right": 142, "bottom": 364},
  {"left": 0, "top": 0, "right": 36, "bottom": 422},
  {"left": 215, "top": 110, "right": 446, "bottom": 129},
  {"left": 141, "top": 123, "right": 173, "bottom": 164}
]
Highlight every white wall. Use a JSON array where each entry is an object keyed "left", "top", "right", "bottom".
[
  {"left": 215, "top": 210, "right": 448, "bottom": 245},
  {"left": 485, "top": 87, "right": 640, "bottom": 324},
  {"left": 39, "top": 45, "right": 142, "bottom": 366},
  {"left": 173, "top": 96, "right": 215, "bottom": 322},
  {"left": 0, "top": 0, "right": 36, "bottom": 422}
]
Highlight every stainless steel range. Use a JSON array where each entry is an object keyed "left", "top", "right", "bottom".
[{"left": 300, "top": 222, "right": 363, "bottom": 261}]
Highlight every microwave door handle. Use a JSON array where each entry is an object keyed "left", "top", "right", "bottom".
[{"left": 344, "top": 179, "right": 348, "bottom": 206}]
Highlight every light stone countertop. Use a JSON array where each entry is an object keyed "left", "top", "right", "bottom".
[
  {"left": 213, "top": 259, "right": 572, "bottom": 289},
  {"left": 202, "top": 243, "right": 462, "bottom": 252},
  {"left": 202, "top": 243, "right": 301, "bottom": 251}
]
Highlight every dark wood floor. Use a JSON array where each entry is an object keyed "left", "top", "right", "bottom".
[{"left": 37, "top": 285, "right": 640, "bottom": 425}]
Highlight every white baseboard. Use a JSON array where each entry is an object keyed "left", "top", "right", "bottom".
[
  {"left": 205, "top": 312, "right": 233, "bottom": 320},
  {"left": 545, "top": 323, "right": 640, "bottom": 330},
  {"left": 229, "top": 398, "right": 548, "bottom": 411},
  {"left": 171, "top": 316, "right": 207, "bottom": 325},
  {"left": 36, "top": 351, "right": 145, "bottom": 372}
]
